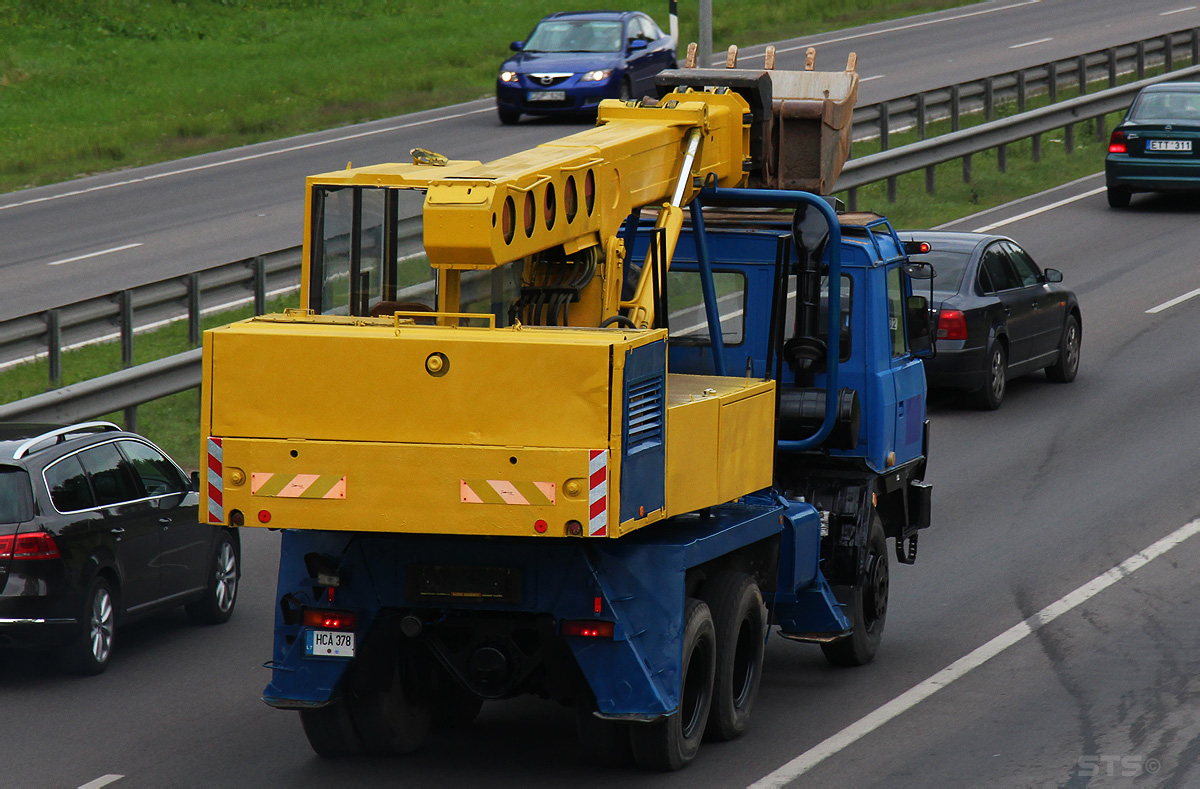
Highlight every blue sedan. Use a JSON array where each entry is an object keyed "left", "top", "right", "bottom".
[
  {"left": 1105, "top": 82, "right": 1200, "bottom": 207},
  {"left": 496, "top": 11, "right": 676, "bottom": 125}
]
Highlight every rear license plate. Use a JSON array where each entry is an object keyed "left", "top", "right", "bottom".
[
  {"left": 1147, "top": 139, "right": 1192, "bottom": 152},
  {"left": 306, "top": 629, "right": 355, "bottom": 658},
  {"left": 409, "top": 564, "right": 522, "bottom": 604},
  {"left": 527, "top": 90, "right": 566, "bottom": 102}
]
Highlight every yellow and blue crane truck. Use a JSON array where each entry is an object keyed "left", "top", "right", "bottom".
[{"left": 200, "top": 53, "right": 935, "bottom": 769}]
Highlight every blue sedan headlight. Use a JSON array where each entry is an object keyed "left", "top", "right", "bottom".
[
  {"left": 580, "top": 69, "right": 612, "bottom": 82},
  {"left": 499, "top": 70, "right": 518, "bottom": 83}
]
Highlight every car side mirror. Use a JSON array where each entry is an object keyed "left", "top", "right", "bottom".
[
  {"left": 510, "top": 40, "right": 523, "bottom": 52},
  {"left": 1043, "top": 268, "right": 1063, "bottom": 283},
  {"left": 906, "top": 295, "right": 935, "bottom": 358},
  {"left": 628, "top": 38, "right": 648, "bottom": 51},
  {"left": 191, "top": 470, "right": 201, "bottom": 492}
]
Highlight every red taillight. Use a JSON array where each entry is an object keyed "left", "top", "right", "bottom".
[
  {"left": 303, "top": 610, "right": 358, "bottom": 631},
  {"left": 0, "top": 532, "right": 61, "bottom": 560},
  {"left": 1108, "top": 130, "right": 1127, "bottom": 154},
  {"left": 936, "top": 309, "right": 968, "bottom": 341},
  {"left": 562, "top": 620, "right": 615, "bottom": 638}
]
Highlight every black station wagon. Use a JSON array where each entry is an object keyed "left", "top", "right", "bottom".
[{"left": 0, "top": 422, "right": 239, "bottom": 674}]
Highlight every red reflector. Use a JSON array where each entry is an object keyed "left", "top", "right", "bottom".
[
  {"left": 534, "top": 519, "right": 548, "bottom": 534},
  {"left": 258, "top": 510, "right": 271, "bottom": 524},
  {"left": 594, "top": 596, "right": 602, "bottom": 614},
  {"left": 303, "top": 610, "right": 358, "bottom": 631},
  {"left": 0, "top": 532, "right": 60, "bottom": 560},
  {"left": 936, "top": 309, "right": 968, "bottom": 341},
  {"left": 562, "top": 620, "right": 615, "bottom": 638},
  {"left": 1108, "top": 130, "right": 1126, "bottom": 154},
  {"left": 918, "top": 242, "right": 930, "bottom": 253}
]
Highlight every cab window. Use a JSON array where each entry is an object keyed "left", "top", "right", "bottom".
[
  {"left": 666, "top": 270, "right": 745, "bottom": 345},
  {"left": 886, "top": 265, "right": 907, "bottom": 357}
]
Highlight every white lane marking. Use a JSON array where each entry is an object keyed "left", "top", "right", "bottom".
[
  {"left": 47, "top": 243, "right": 142, "bottom": 267},
  {"left": 970, "top": 187, "right": 1105, "bottom": 232},
  {"left": 0, "top": 106, "right": 493, "bottom": 212},
  {"left": 736, "top": 0, "right": 1040, "bottom": 61},
  {"left": 78, "top": 776, "right": 124, "bottom": 789},
  {"left": 1010, "top": 36, "right": 1053, "bottom": 49},
  {"left": 933, "top": 173, "right": 1102, "bottom": 230},
  {"left": 749, "top": 516, "right": 1200, "bottom": 788},
  {"left": 1161, "top": 6, "right": 1197, "bottom": 15},
  {"left": 1147, "top": 286, "right": 1200, "bottom": 314},
  {"left": 860, "top": 74, "right": 886, "bottom": 83}
]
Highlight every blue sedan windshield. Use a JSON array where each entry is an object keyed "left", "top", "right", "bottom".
[{"left": 525, "top": 20, "right": 623, "bottom": 53}]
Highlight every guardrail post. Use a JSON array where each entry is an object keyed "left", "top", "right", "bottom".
[
  {"left": 47, "top": 309, "right": 62, "bottom": 388},
  {"left": 1048, "top": 61, "right": 1058, "bottom": 103},
  {"left": 878, "top": 102, "right": 889, "bottom": 151},
  {"left": 886, "top": 176, "right": 897, "bottom": 202},
  {"left": 1107, "top": 48, "right": 1117, "bottom": 88},
  {"left": 1032, "top": 133, "right": 1041, "bottom": 163},
  {"left": 984, "top": 77, "right": 994, "bottom": 121},
  {"left": 962, "top": 154, "right": 972, "bottom": 184},
  {"left": 1077, "top": 54, "right": 1088, "bottom": 95},
  {"left": 187, "top": 273, "right": 201, "bottom": 347},
  {"left": 1017, "top": 70, "right": 1027, "bottom": 113},
  {"left": 1165, "top": 34, "right": 1174, "bottom": 71},
  {"left": 119, "top": 290, "right": 134, "bottom": 368},
  {"left": 916, "top": 93, "right": 927, "bottom": 139},
  {"left": 1193, "top": 28, "right": 1199, "bottom": 66},
  {"left": 1136, "top": 41, "right": 1146, "bottom": 80},
  {"left": 950, "top": 85, "right": 960, "bottom": 131},
  {"left": 998, "top": 144, "right": 1007, "bottom": 173},
  {"left": 925, "top": 165, "right": 935, "bottom": 195},
  {"left": 847, "top": 187, "right": 858, "bottom": 212},
  {"left": 124, "top": 406, "right": 138, "bottom": 434},
  {"left": 1065, "top": 123, "right": 1074, "bottom": 154},
  {"left": 253, "top": 256, "right": 267, "bottom": 315},
  {"left": 1096, "top": 111, "right": 1106, "bottom": 143}
]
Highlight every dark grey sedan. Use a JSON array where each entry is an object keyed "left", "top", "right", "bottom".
[{"left": 898, "top": 231, "right": 1082, "bottom": 410}]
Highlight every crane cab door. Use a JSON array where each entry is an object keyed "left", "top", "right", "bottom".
[{"left": 886, "top": 264, "right": 926, "bottom": 467}]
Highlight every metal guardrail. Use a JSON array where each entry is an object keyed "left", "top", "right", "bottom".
[{"left": 3, "top": 29, "right": 1199, "bottom": 426}]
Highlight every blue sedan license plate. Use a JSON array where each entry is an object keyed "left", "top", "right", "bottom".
[
  {"left": 1147, "top": 140, "right": 1192, "bottom": 152},
  {"left": 306, "top": 629, "right": 355, "bottom": 658},
  {"left": 527, "top": 90, "right": 566, "bottom": 102}
]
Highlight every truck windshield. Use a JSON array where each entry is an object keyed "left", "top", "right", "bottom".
[
  {"left": 309, "top": 185, "right": 436, "bottom": 316},
  {"left": 665, "top": 270, "right": 745, "bottom": 345},
  {"left": 0, "top": 466, "right": 34, "bottom": 524}
]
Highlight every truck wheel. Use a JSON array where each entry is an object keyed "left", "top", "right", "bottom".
[
  {"left": 62, "top": 576, "right": 116, "bottom": 675},
  {"left": 1045, "top": 314, "right": 1080, "bottom": 383},
  {"left": 185, "top": 531, "right": 239, "bottom": 625},
  {"left": 630, "top": 598, "right": 716, "bottom": 770},
  {"left": 299, "top": 697, "right": 363, "bottom": 757},
  {"left": 703, "top": 572, "right": 765, "bottom": 742},
  {"left": 576, "top": 705, "right": 633, "bottom": 766},
  {"left": 821, "top": 516, "right": 888, "bottom": 667},
  {"left": 971, "top": 342, "right": 1006, "bottom": 410},
  {"left": 349, "top": 645, "right": 433, "bottom": 754}
]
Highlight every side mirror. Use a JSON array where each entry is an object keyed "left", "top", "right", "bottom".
[
  {"left": 510, "top": 40, "right": 523, "bottom": 52},
  {"left": 190, "top": 470, "right": 201, "bottom": 492},
  {"left": 628, "top": 38, "right": 648, "bottom": 51},
  {"left": 1043, "top": 268, "right": 1063, "bottom": 283},
  {"left": 903, "top": 262, "right": 935, "bottom": 280},
  {"left": 906, "top": 295, "right": 935, "bottom": 358}
]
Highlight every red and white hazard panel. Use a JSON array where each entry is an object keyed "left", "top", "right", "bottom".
[
  {"left": 588, "top": 449, "right": 608, "bottom": 537},
  {"left": 207, "top": 437, "right": 223, "bottom": 524}
]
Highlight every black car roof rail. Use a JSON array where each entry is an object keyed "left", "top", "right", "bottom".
[{"left": 11, "top": 421, "right": 122, "bottom": 460}]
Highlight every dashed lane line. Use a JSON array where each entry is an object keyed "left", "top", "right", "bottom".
[{"left": 46, "top": 243, "right": 142, "bottom": 267}]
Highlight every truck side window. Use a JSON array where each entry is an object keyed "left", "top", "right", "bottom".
[
  {"left": 818, "top": 274, "right": 853, "bottom": 361},
  {"left": 886, "top": 265, "right": 906, "bottom": 357},
  {"left": 665, "top": 270, "right": 745, "bottom": 346}
]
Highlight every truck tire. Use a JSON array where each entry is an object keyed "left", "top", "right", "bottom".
[
  {"left": 576, "top": 705, "right": 633, "bottom": 766},
  {"left": 349, "top": 645, "right": 433, "bottom": 754},
  {"left": 702, "top": 572, "right": 765, "bottom": 742},
  {"left": 821, "top": 515, "right": 888, "bottom": 667},
  {"left": 1044, "top": 314, "right": 1080, "bottom": 383},
  {"left": 300, "top": 698, "right": 363, "bottom": 757},
  {"left": 630, "top": 598, "right": 716, "bottom": 770}
]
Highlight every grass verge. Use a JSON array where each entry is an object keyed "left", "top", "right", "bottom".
[{"left": 0, "top": 0, "right": 978, "bottom": 193}]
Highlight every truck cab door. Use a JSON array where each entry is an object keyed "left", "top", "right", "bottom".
[{"left": 886, "top": 265, "right": 926, "bottom": 466}]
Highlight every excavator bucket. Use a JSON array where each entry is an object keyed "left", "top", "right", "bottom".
[{"left": 655, "top": 49, "right": 858, "bottom": 194}]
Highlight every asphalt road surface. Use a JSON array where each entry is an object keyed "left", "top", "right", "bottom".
[
  {"left": 2, "top": 0, "right": 1199, "bottom": 319},
  {"left": 3, "top": 2, "right": 1200, "bottom": 787}
]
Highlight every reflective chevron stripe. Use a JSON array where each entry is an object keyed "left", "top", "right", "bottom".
[
  {"left": 207, "top": 437, "right": 223, "bottom": 524},
  {"left": 251, "top": 473, "right": 347, "bottom": 499},
  {"left": 588, "top": 449, "right": 607, "bottom": 537},
  {"left": 460, "top": 479, "right": 556, "bottom": 505}
]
